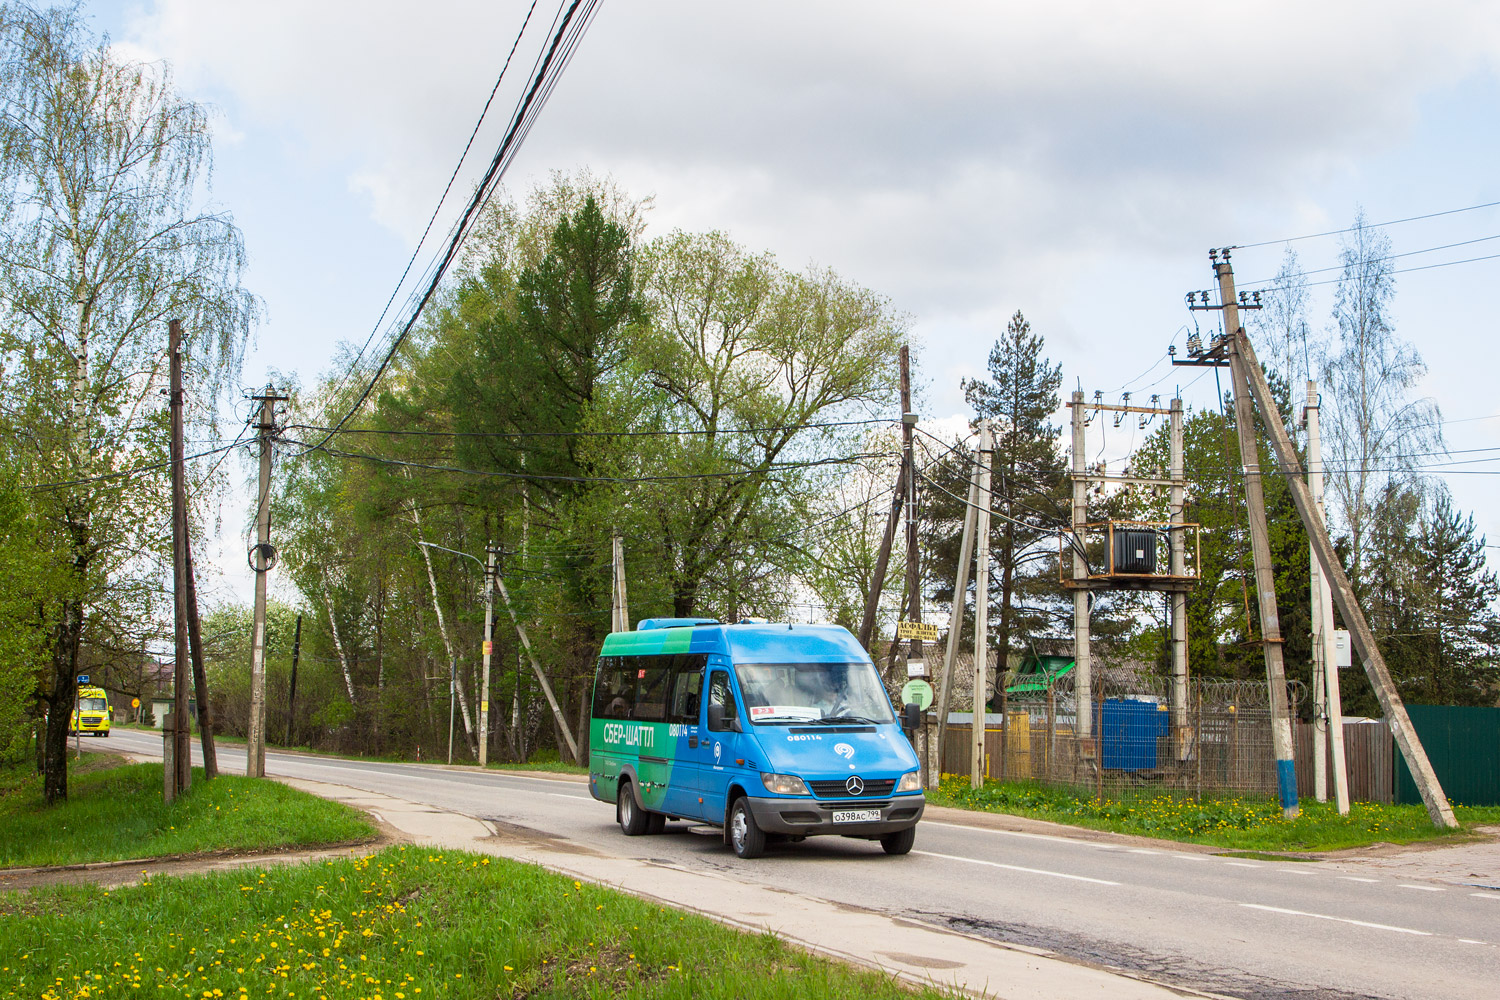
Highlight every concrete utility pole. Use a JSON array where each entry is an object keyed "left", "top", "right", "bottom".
[
  {"left": 495, "top": 568, "right": 581, "bottom": 763},
  {"left": 1225, "top": 280, "right": 1456, "bottom": 828},
  {"left": 971, "top": 419, "right": 993, "bottom": 790},
  {"left": 611, "top": 535, "right": 630, "bottom": 632},
  {"left": 1069, "top": 391, "right": 1093, "bottom": 743},
  {"left": 167, "top": 320, "right": 191, "bottom": 802},
  {"left": 1215, "top": 251, "right": 1299, "bottom": 819},
  {"left": 1304, "top": 381, "right": 1349, "bottom": 813},
  {"left": 183, "top": 530, "right": 217, "bottom": 779},
  {"left": 935, "top": 433, "right": 982, "bottom": 778},
  {"left": 246, "top": 385, "right": 287, "bottom": 778},
  {"left": 479, "top": 544, "right": 496, "bottom": 767},
  {"left": 1169, "top": 397, "right": 1189, "bottom": 759}
]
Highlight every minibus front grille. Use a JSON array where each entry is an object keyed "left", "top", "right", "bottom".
[
  {"left": 788, "top": 726, "right": 876, "bottom": 735},
  {"left": 808, "top": 778, "right": 896, "bottom": 798}
]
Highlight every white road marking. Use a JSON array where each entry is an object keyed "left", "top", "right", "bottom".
[
  {"left": 1225, "top": 862, "right": 1260, "bottom": 868},
  {"left": 914, "top": 850, "right": 1120, "bottom": 885},
  {"left": 1398, "top": 884, "right": 1444, "bottom": 892},
  {"left": 1470, "top": 892, "right": 1500, "bottom": 900},
  {"left": 1338, "top": 876, "right": 1379, "bottom": 883},
  {"left": 1174, "top": 855, "right": 1208, "bottom": 861},
  {"left": 923, "top": 821, "right": 1121, "bottom": 851},
  {"left": 1239, "top": 903, "right": 1431, "bottom": 936},
  {"left": 547, "top": 792, "right": 587, "bottom": 799},
  {"left": 1128, "top": 848, "right": 1159, "bottom": 855},
  {"left": 1458, "top": 939, "right": 1487, "bottom": 945}
]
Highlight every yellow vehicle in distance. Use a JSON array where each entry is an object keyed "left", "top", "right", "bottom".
[{"left": 71, "top": 685, "right": 111, "bottom": 736}]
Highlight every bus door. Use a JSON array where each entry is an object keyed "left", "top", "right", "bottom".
[
  {"left": 662, "top": 658, "right": 705, "bottom": 820},
  {"left": 699, "top": 666, "right": 745, "bottom": 825}
]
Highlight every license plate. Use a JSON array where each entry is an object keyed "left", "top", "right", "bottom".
[{"left": 832, "top": 808, "right": 881, "bottom": 824}]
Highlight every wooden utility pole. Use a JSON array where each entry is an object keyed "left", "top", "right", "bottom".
[
  {"left": 935, "top": 434, "right": 982, "bottom": 778},
  {"left": 167, "top": 319, "right": 191, "bottom": 801},
  {"left": 1169, "top": 397, "right": 1189, "bottom": 759},
  {"left": 246, "top": 386, "right": 286, "bottom": 778},
  {"left": 899, "top": 347, "right": 923, "bottom": 671},
  {"left": 184, "top": 531, "right": 217, "bottom": 779},
  {"left": 1231, "top": 314, "right": 1455, "bottom": 827},
  {"left": 285, "top": 613, "right": 302, "bottom": 747},
  {"left": 971, "top": 419, "right": 993, "bottom": 789},
  {"left": 1215, "top": 252, "right": 1299, "bottom": 819},
  {"left": 1069, "top": 391, "right": 1093, "bottom": 743},
  {"left": 1304, "top": 381, "right": 1349, "bottom": 813},
  {"left": 478, "top": 544, "right": 496, "bottom": 767}
]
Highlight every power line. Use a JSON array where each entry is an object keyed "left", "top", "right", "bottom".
[
  {"left": 320, "top": 0, "right": 543, "bottom": 412},
  {"left": 306, "top": 0, "right": 602, "bottom": 458},
  {"left": 26, "top": 441, "right": 240, "bottom": 492},
  {"left": 1240, "top": 232, "right": 1500, "bottom": 289},
  {"left": 1236, "top": 199, "right": 1500, "bottom": 250},
  {"left": 284, "top": 417, "right": 892, "bottom": 441}
]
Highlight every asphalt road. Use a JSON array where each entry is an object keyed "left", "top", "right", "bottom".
[{"left": 97, "top": 729, "right": 1498, "bottom": 1000}]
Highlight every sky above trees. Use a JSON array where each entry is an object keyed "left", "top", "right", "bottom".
[{"left": 79, "top": 0, "right": 1500, "bottom": 605}]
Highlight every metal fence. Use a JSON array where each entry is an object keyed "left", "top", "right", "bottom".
[{"left": 932, "top": 667, "right": 1283, "bottom": 800}]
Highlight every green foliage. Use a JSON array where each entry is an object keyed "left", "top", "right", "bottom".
[
  {"left": 1, "top": 847, "right": 959, "bottom": 999},
  {"left": 0, "top": 478, "right": 61, "bottom": 767},
  {"left": 0, "top": 755, "right": 374, "bottom": 867}
]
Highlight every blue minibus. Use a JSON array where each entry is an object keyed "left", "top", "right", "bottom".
[{"left": 587, "top": 618, "right": 924, "bottom": 858}]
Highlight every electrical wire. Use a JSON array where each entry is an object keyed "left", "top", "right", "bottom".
[
  {"left": 1235, "top": 199, "right": 1500, "bottom": 250},
  {"left": 1239, "top": 232, "right": 1500, "bottom": 288},
  {"left": 26, "top": 441, "right": 240, "bottom": 492},
  {"left": 284, "top": 417, "right": 892, "bottom": 441}
]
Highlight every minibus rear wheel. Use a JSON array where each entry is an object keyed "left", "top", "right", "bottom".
[
  {"left": 617, "top": 780, "right": 649, "bottom": 836},
  {"left": 880, "top": 826, "right": 916, "bottom": 855}
]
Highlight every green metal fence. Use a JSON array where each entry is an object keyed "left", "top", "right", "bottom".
[{"left": 1394, "top": 704, "right": 1500, "bottom": 807}]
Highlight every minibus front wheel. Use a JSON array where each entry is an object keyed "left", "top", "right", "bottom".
[
  {"left": 880, "top": 826, "right": 916, "bottom": 856},
  {"left": 727, "top": 797, "right": 765, "bottom": 859}
]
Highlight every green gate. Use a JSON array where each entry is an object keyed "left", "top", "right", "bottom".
[{"left": 1394, "top": 704, "right": 1500, "bottom": 807}]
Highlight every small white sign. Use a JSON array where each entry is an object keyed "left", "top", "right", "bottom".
[
  {"left": 1333, "top": 629, "right": 1352, "bottom": 669},
  {"left": 906, "top": 658, "right": 928, "bottom": 678}
]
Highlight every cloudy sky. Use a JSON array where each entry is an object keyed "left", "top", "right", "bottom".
[{"left": 82, "top": 0, "right": 1500, "bottom": 605}]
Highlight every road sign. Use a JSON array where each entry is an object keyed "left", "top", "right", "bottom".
[
  {"left": 901, "top": 679, "right": 934, "bottom": 710},
  {"left": 482, "top": 640, "right": 493, "bottom": 656},
  {"left": 131, "top": 698, "right": 140, "bottom": 708},
  {"left": 76, "top": 674, "right": 89, "bottom": 685},
  {"left": 895, "top": 621, "right": 939, "bottom": 642}
]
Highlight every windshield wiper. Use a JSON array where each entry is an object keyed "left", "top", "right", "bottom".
[{"left": 813, "top": 715, "right": 880, "bottom": 725}]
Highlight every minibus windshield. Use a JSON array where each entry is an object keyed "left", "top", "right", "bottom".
[
  {"left": 79, "top": 697, "right": 106, "bottom": 712},
  {"left": 735, "top": 662, "right": 895, "bottom": 725}
]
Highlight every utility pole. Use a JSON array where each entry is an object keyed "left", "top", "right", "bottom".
[
  {"left": 448, "top": 656, "right": 457, "bottom": 765},
  {"left": 495, "top": 567, "right": 581, "bottom": 763},
  {"left": 935, "top": 432, "right": 982, "bottom": 781},
  {"left": 167, "top": 319, "right": 190, "bottom": 801},
  {"left": 611, "top": 535, "right": 630, "bottom": 632},
  {"left": 899, "top": 347, "right": 923, "bottom": 670},
  {"left": 1169, "top": 397, "right": 1189, "bottom": 759},
  {"left": 184, "top": 530, "right": 217, "bottom": 779},
  {"left": 1069, "top": 391, "right": 1093, "bottom": 745},
  {"left": 246, "top": 385, "right": 287, "bottom": 778},
  {"left": 1304, "top": 380, "right": 1350, "bottom": 814},
  {"left": 971, "top": 419, "right": 992, "bottom": 790},
  {"left": 858, "top": 346, "right": 913, "bottom": 651},
  {"left": 1213, "top": 250, "right": 1299, "bottom": 819},
  {"left": 285, "top": 614, "right": 302, "bottom": 747},
  {"left": 479, "top": 543, "right": 496, "bottom": 767},
  {"left": 1228, "top": 313, "right": 1455, "bottom": 827}
]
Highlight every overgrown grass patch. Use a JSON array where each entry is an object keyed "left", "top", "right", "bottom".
[
  {"left": 0, "top": 757, "right": 375, "bottom": 868},
  {"left": 0, "top": 846, "right": 955, "bottom": 999},
  {"left": 927, "top": 774, "right": 1500, "bottom": 851}
]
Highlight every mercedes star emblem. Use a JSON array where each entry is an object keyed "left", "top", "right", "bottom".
[{"left": 845, "top": 775, "right": 864, "bottom": 796}]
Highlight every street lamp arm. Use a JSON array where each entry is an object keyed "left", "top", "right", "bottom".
[{"left": 415, "top": 540, "right": 485, "bottom": 572}]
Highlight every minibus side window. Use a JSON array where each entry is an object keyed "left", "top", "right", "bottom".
[
  {"left": 633, "top": 659, "right": 673, "bottom": 721},
  {"left": 707, "top": 670, "right": 737, "bottom": 730},
  {"left": 592, "top": 657, "right": 632, "bottom": 719},
  {"left": 667, "top": 656, "right": 705, "bottom": 724}
]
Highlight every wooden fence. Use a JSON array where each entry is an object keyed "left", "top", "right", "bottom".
[{"left": 1292, "top": 720, "right": 1394, "bottom": 804}]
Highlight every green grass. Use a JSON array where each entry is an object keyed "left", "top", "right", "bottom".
[
  {"left": 0, "top": 846, "right": 954, "bottom": 1000},
  {"left": 486, "top": 759, "right": 588, "bottom": 775},
  {"left": 0, "top": 755, "right": 376, "bottom": 869},
  {"left": 926, "top": 774, "right": 1500, "bottom": 852}
]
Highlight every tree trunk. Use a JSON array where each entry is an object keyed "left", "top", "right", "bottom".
[{"left": 43, "top": 592, "right": 84, "bottom": 802}]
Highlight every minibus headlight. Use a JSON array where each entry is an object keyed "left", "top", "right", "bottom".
[
  {"left": 761, "top": 773, "right": 810, "bottom": 796},
  {"left": 896, "top": 771, "right": 922, "bottom": 793}
]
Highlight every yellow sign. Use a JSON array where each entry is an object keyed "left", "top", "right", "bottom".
[
  {"left": 131, "top": 697, "right": 140, "bottom": 708},
  {"left": 895, "top": 621, "right": 940, "bottom": 641},
  {"left": 482, "top": 640, "right": 493, "bottom": 656}
]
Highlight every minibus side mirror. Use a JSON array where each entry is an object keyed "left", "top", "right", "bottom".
[
  {"left": 902, "top": 702, "right": 921, "bottom": 733},
  {"left": 707, "top": 702, "right": 725, "bottom": 732}
]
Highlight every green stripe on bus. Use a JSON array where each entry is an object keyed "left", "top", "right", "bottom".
[{"left": 600, "top": 628, "right": 694, "bottom": 655}]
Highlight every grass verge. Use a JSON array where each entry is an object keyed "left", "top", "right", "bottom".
[
  {"left": 0, "top": 755, "right": 376, "bottom": 869},
  {"left": 0, "top": 846, "right": 954, "bottom": 1000},
  {"left": 926, "top": 774, "right": 1500, "bottom": 851}
]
